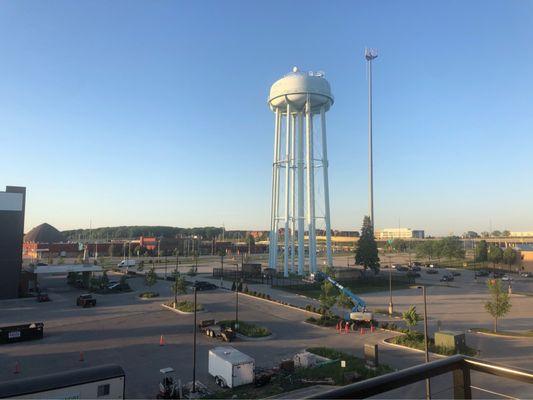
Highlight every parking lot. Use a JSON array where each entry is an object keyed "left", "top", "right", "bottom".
[{"left": 1, "top": 265, "right": 532, "bottom": 399}]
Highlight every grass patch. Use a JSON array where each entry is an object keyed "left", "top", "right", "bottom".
[
  {"left": 139, "top": 291, "right": 159, "bottom": 298},
  {"left": 373, "top": 308, "right": 402, "bottom": 318},
  {"left": 210, "top": 347, "right": 392, "bottom": 399},
  {"left": 390, "top": 331, "right": 477, "bottom": 356},
  {"left": 170, "top": 300, "right": 204, "bottom": 312},
  {"left": 218, "top": 320, "right": 271, "bottom": 337},
  {"left": 471, "top": 328, "right": 533, "bottom": 337},
  {"left": 305, "top": 315, "right": 338, "bottom": 327}
]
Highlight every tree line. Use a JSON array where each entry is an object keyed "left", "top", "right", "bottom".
[{"left": 62, "top": 226, "right": 224, "bottom": 241}]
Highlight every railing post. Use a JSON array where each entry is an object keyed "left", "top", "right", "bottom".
[{"left": 453, "top": 365, "right": 472, "bottom": 399}]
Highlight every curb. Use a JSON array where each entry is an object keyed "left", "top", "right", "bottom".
[
  {"left": 161, "top": 303, "right": 205, "bottom": 315},
  {"left": 469, "top": 329, "right": 533, "bottom": 339},
  {"left": 236, "top": 332, "right": 275, "bottom": 341},
  {"left": 237, "top": 291, "right": 322, "bottom": 317},
  {"left": 380, "top": 337, "right": 446, "bottom": 359}
]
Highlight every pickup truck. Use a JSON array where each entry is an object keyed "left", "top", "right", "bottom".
[
  {"left": 198, "top": 319, "right": 235, "bottom": 342},
  {"left": 76, "top": 294, "right": 97, "bottom": 308}
]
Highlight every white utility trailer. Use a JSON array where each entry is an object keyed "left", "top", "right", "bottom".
[{"left": 208, "top": 346, "right": 254, "bottom": 388}]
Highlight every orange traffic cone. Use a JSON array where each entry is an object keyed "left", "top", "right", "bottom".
[
  {"left": 371, "top": 324, "right": 375, "bottom": 333},
  {"left": 79, "top": 351, "right": 84, "bottom": 362},
  {"left": 336, "top": 322, "right": 340, "bottom": 332},
  {"left": 159, "top": 335, "right": 165, "bottom": 346},
  {"left": 344, "top": 324, "right": 349, "bottom": 334},
  {"left": 360, "top": 327, "right": 365, "bottom": 335},
  {"left": 13, "top": 361, "right": 20, "bottom": 374}
]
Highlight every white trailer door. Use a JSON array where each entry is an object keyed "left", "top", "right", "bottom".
[{"left": 232, "top": 363, "right": 254, "bottom": 387}]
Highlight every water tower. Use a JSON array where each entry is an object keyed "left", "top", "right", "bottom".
[{"left": 267, "top": 67, "right": 334, "bottom": 276}]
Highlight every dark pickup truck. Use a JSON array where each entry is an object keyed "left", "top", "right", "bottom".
[{"left": 76, "top": 294, "right": 96, "bottom": 308}]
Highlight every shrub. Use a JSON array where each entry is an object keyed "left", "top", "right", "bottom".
[{"left": 173, "top": 300, "right": 203, "bottom": 312}]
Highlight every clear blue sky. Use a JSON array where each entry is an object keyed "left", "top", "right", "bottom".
[{"left": 1, "top": 0, "right": 532, "bottom": 235}]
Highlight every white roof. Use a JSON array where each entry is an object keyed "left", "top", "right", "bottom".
[
  {"left": 209, "top": 347, "right": 254, "bottom": 365},
  {"left": 34, "top": 264, "right": 103, "bottom": 274}
]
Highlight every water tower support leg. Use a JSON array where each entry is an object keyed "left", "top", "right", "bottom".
[
  {"left": 297, "top": 112, "right": 305, "bottom": 276},
  {"left": 321, "top": 107, "right": 333, "bottom": 268}
]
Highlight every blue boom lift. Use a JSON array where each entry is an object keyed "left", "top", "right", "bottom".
[{"left": 312, "top": 272, "right": 373, "bottom": 321}]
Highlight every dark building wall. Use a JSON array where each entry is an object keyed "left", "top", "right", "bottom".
[{"left": 0, "top": 187, "right": 26, "bottom": 299}]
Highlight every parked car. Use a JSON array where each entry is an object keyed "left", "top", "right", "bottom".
[
  {"left": 426, "top": 269, "right": 439, "bottom": 274},
  {"left": 193, "top": 281, "right": 218, "bottom": 291},
  {"left": 451, "top": 271, "right": 461, "bottom": 277},
  {"left": 410, "top": 265, "right": 421, "bottom": 272},
  {"left": 492, "top": 272, "right": 504, "bottom": 279},
  {"left": 76, "top": 294, "right": 96, "bottom": 307},
  {"left": 36, "top": 292, "right": 50, "bottom": 302},
  {"left": 519, "top": 272, "right": 531, "bottom": 278},
  {"left": 412, "top": 261, "right": 422, "bottom": 267},
  {"left": 36, "top": 262, "right": 48, "bottom": 266},
  {"left": 406, "top": 271, "right": 421, "bottom": 278},
  {"left": 396, "top": 266, "right": 409, "bottom": 272},
  {"left": 475, "top": 270, "right": 489, "bottom": 277},
  {"left": 440, "top": 274, "right": 454, "bottom": 282},
  {"left": 502, "top": 275, "right": 513, "bottom": 282}
]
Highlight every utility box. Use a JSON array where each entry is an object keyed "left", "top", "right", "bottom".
[
  {"left": 208, "top": 347, "right": 254, "bottom": 388},
  {"left": 364, "top": 343, "right": 379, "bottom": 368},
  {"left": 434, "top": 331, "right": 466, "bottom": 352}
]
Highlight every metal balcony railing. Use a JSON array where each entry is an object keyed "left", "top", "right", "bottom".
[{"left": 307, "top": 355, "right": 533, "bottom": 399}]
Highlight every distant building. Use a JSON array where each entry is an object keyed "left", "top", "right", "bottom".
[
  {"left": 510, "top": 231, "right": 533, "bottom": 237},
  {"left": 375, "top": 228, "right": 425, "bottom": 240},
  {"left": 0, "top": 186, "right": 26, "bottom": 299}
]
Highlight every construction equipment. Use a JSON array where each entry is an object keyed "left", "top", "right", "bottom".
[
  {"left": 157, "top": 367, "right": 181, "bottom": 399},
  {"left": 198, "top": 320, "right": 235, "bottom": 342},
  {"left": 312, "top": 272, "right": 372, "bottom": 322}
]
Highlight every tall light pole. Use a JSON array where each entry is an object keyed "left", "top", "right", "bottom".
[
  {"left": 412, "top": 285, "right": 431, "bottom": 400},
  {"left": 365, "top": 48, "right": 378, "bottom": 229}
]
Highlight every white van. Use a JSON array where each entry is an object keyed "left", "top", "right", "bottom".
[{"left": 117, "top": 259, "right": 136, "bottom": 268}]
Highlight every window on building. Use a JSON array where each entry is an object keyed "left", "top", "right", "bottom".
[{"left": 97, "top": 384, "right": 110, "bottom": 397}]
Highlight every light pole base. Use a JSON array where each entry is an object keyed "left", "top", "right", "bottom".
[{"left": 388, "top": 302, "right": 394, "bottom": 315}]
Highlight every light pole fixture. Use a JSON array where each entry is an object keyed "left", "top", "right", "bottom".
[
  {"left": 412, "top": 285, "right": 431, "bottom": 400},
  {"left": 365, "top": 48, "right": 378, "bottom": 229},
  {"left": 192, "top": 286, "right": 197, "bottom": 394}
]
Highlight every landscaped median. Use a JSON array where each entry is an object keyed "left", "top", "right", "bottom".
[
  {"left": 381, "top": 322, "right": 478, "bottom": 356},
  {"left": 217, "top": 320, "right": 271, "bottom": 338},
  {"left": 240, "top": 287, "right": 322, "bottom": 316},
  {"left": 139, "top": 291, "right": 159, "bottom": 299},
  {"left": 162, "top": 300, "right": 204, "bottom": 314}
]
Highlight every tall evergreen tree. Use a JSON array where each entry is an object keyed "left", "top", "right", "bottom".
[
  {"left": 475, "top": 240, "right": 488, "bottom": 262},
  {"left": 355, "top": 216, "right": 380, "bottom": 274}
]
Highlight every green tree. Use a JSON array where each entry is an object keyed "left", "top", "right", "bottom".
[
  {"left": 492, "top": 230, "right": 502, "bottom": 237},
  {"left": 392, "top": 238, "right": 407, "bottom": 252},
  {"left": 246, "top": 234, "right": 255, "bottom": 255},
  {"left": 440, "top": 236, "right": 465, "bottom": 262},
  {"left": 475, "top": 240, "right": 488, "bottom": 262},
  {"left": 108, "top": 244, "right": 115, "bottom": 257},
  {"left": 355, "top": 216, "right": 380, "bottom": 273},
  {"left": 502, "top": 247, "right": 518, "bottom": 271},
  {"left": 485, "top": 279, "right": 512, "bottom": 332},
  {"left": 336, "top": 291, "right": 354, "bottom": 310},
  {"left": 100, "top": 270, "right": 109, "bottom": 288},
  {"left": 318, "top": 281, "right": 337, "bottom": 315},
  {"left": 402, "top": 305, "right": 422, "bottom": 330},
  {"left": 145, "top": 267, "right": 157, "bottom": 288},
  {"left": 171, "top": 272, "right": 187, "bottom": 306},
  {"left": 502, "top": 230, "right": 511, "bottom": 237},
  {"left": 416, "top": 241, "right": 435, "bottom": 262},
  {"left": 488, "top": 245, "right": 503, "bottom": 270}
]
